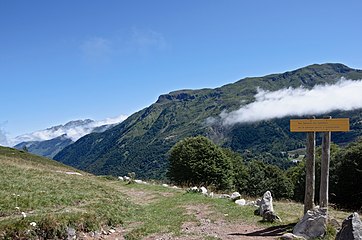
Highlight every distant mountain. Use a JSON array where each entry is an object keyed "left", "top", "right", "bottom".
[
  {"left": 54, "top": 63, "right": 362, "bottom": 179},
  {"left": 14, "top": 134, "right": 74, "bottom": 159},
  {"left": 14, "top": 116, "right": 127, "bottom": 158}
]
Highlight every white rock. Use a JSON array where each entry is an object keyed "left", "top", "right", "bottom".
[
  {"left": 336, "top": 212, "right": 362, "bottom": 240},
  {"left": 230, "top": 192, "right": 241, "bottom": 201},
  {"left": 259, "top": 191, "right": 274, "bottom": 215},
  {"left": 235, "top": 199, "right": 246, "bottom": 206},
  {"left": 67, "top": 227, "right": 76, "bottom": 238},
  {"left": 247, "top": 200, "right": 256, "bottom": 206},
  {"left": 134, "top": 179, "right": 143, "bottom": 184},
  {"left": 200, "top": 186, "right": 208, "bottom": 195},
  {"left": 162, "top": 184, "right": 169, "bottom": 187},
  {"left": 187, "top": 186, "right": 199, "bottom": 193},
  {"left": 118, "top": 176, "right": 124, "bottom": 181},
  {"left": 293, "top": 207, "right": 327, "bottom": 239},
  {"left": 65, "top": 171, "right": 82, "bottom": 176},
  {"left": 281, "top": 233, "right": 306, "bottom": 240},
  {"left": 219, "top": 194, "right": 231, "bottom": 199}
]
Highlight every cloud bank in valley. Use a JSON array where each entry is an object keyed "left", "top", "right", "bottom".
[
  {"left": 220, "top": 78, "right": 362, "bottom": 125},
  {"left": 9, "top": 115, "right": 128, "bottom": 146}
]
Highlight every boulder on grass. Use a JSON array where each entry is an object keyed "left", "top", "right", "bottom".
[
  {"left": 230, "top": 192, "right": 241, "bottom": 201},
  {"left": 262, "top": 210, "right": 282, "bottom": 222},
  {"left": 293, "top": 207, "right": 327, "bottom": 239},
  {"left": 336, "top": 212, "right": 362, "bottom": 240},
  {"left": 254, "top": 191, "right": 281, "bottom": 222},
  {"left": 235, "top": 199, "right": 246, "bottom": 206},
  {"left": 259, "top": 191, "right": 274, "bottom": 216},
  {"left": 200, "top": 186, "right": 208, "bottom": 195}
]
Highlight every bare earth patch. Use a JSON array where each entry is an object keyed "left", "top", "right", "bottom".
[
  {"left": 106, "top": 182, "right": 178, "bottom": 205},
  {"left": 77, "top": 188, "right": 290, "bottom": 240},
  {"left": 182, "top": 204, "right": 280, "bottom": 239},
  {"left": 144, "top": 204, "right": 284, "bottom": 240}
]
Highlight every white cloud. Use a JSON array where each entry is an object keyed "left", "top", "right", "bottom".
[
  {"left": 92, "top": 114, "right": 128, "bottom": 126},
  {"left": 80, "top": 37, "right": 112, "bottom": 63},
  {"left": 80, "top": 29, "right": 167, "bottom": 62},
  {"left": 10, "top": 115, "right": 128, "bottom": 146},
  {"left": 131, "top": 27, "right": 167, "bottom": 52},
  {"left": 0, "top": 128, "right": 9, "bottom": 146},
  {"left": 220, "top": 78, "right": 362, "bottom": 125}
]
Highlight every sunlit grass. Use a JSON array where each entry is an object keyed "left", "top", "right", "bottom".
[
  {"left": 0, "top": 146, "right": 351, "bottom": 239},
  {"left": 0, "top": 147, "right": 136, "bottom": 238}
]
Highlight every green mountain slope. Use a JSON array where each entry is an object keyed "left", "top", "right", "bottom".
[
  {"left": 14, "top": 135, "right": 74, "bottom": 159},
  {"left": 54, "top": 63, "right": 362, "bottom": 178}
]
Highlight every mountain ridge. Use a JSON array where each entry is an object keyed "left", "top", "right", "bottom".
[
  {"left": 13, "top": 117, "right": 126, "bottom": 158},
  {"left": 54, "top": 63, "right": 362, "bottom": 178}
]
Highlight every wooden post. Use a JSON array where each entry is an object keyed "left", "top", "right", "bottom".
[
  {"left": 304, "top": 131, "right": 316, "bottom": 213},
  {"left": 320, "top": 117, "right": 331, "bottom": 209}
]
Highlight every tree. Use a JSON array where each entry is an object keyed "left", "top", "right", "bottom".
[
  {"left": 167, "top": 136, "right": 233, "bottom": 190},
  {"left": 223, "top": 148, "right": 249, "bottom": 193},
  {"left": 331, "top": 139, "right": 362, "bottom": 210},
  {"left": 245, "top": 160, "right": 294, "bottom": 199}
]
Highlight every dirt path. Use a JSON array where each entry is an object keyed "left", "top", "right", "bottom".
[
  {"left": 178, "top": 204, "right": 282, "bottom": 240},
  {"left": 78, "top": 185, "right": 289, "bottom": 240}
]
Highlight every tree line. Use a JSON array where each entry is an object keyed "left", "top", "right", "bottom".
[{"left": 167, "top": 136, "right": 362, "bottom": 210}]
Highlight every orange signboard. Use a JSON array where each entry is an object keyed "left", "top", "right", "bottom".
[{"left": 290, "top": 118, "right": 350, "bottom": 132}]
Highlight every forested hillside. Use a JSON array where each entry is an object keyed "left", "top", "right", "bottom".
[{"left": 54, "top": 63, "right": 362, "bottom": 178}]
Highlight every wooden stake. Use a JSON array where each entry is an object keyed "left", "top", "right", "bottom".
[
  {"left": 320, "top": 117, "right": 331, "bottom": 209},
  {"left": 304, "top": 131, "right": 316, "bottom": 213}
]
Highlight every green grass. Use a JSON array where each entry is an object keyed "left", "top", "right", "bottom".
[
  {"left": 0, "top": 146, "right": 136, "bottom": 239},
  {"left": 0, "top": 146, "right": 350, "bottom": 239}
]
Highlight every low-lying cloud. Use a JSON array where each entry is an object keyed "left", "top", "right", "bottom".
[
  {"left": 219, "top": 78, "right": 362, "bottom": 125},
  {"left": 9, "top": 115, "right": 128, "bottom": 146}
]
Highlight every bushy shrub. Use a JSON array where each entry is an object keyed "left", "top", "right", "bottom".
[
  {"left": 331, "top": 139, "right": 362, "bottom": 210},
  {"left": 243, "top": 160, "right": 294, "bottom": 199},
  {"left": 167, "top": 136, "right": 233, "bottom": 190}
]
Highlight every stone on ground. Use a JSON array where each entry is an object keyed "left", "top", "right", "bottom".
[
  {"left": 235, "top": 199, "right": 246, "bottom": 206},
  {"left": 292, "top": 207, "right": 327, "bottom": 239},
  {"left": 200, "top": 186, "right": 208, "bottom": 195},
  {"left": 336, "top": 212, "right": 362, "bottom": 240},
  {"left": 230, "top": 192, "right": 241, "bottom": 201},
  {"left": 259, "top": 191, "right": 274, "bottom": 216}
]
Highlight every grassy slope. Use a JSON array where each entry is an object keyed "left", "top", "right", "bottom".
[
  {"left": 0, "top": 146, "right": 135, "bottom": 238},
  {"left": 0, "top": 147, "right": 348, "bottom": 239}
]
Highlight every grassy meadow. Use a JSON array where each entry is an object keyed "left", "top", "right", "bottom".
[{"left": 0, "top": 146, "right": 349, "bottom": 239}]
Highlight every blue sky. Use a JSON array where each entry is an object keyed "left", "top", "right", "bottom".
[{"left": 1, "top": 0, "right": 362, "bottom": 141}]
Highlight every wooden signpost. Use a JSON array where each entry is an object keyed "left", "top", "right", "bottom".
[
  {"left": 290, "top": 118, "right": 350, "bottom": 132},
  {"left": 290, "top": 118, "right": 350, "bottom": 214}
]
